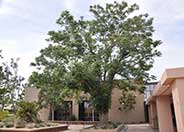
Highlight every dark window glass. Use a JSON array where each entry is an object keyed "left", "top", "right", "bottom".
[{"left": 49, "top": 101, "right": 72, "bottom": 120}]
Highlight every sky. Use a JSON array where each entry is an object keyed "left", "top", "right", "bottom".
[{"left": 0, "top": 0, "right": 184, "bottom": 81}]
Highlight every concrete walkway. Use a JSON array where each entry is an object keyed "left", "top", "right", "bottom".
[
  {"left": 63, "top": 124, "right": 157, "bottom": 132},
  {"left": 127, "top": 124, "right": 156, "bottom": 132},
  {"left": 63, "top": 125, "right": 93, "bottom": 132}
]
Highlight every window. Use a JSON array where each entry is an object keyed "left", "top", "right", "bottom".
[{"left": 49, "top": 101, "right": 72, "bottom": 120}]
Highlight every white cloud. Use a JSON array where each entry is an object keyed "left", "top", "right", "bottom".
[
  {"left": 0, "top": 40, "right": 17, "bottom": 56},
  {"left": 0, "top": 7, "right": 11, "bottom": 15},
  {"left": 0, "top": 33, "right": 48, "bottom": 81},
  {"left": 0, "top": 0, "right": 16, "bottom": 15},
  {"left": 133, "top": 0, "right": 184, "bottom": 24},
  {"left": 62, "top": 0, "right": 76, "bottom": 10},
  {"left": 150, "top": 43, "right": 184, "bottom": 80}
]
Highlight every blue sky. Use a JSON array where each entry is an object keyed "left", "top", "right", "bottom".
[{"left": 0, "top": 0, "right": 184, "bottom": 81}]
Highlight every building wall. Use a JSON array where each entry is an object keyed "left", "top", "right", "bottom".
[
  {"left": 108, "top": 88, "right": 145, "bottom": 123},
  {"left": 72, "top": 98, "right": 79, "bottom": 120},
  {"left": 24, "top": 87, "right": 50, "bottom": 121},
  {"left": 25, "top": 87, "right": 39, "bottom": 102},
  {"left": 25, "top": 87, "right": 145, "bottom": 123}
]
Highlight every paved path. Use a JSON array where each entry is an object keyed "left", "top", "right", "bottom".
[
  {"left": 63, "top": 125, "right": 93, "bottom": 132},
  {"left": 63, "top": 124, "right": 156, "bottom": 132},
  {"left": 127, "top": 124, "right": 156, "bottom": 132}
]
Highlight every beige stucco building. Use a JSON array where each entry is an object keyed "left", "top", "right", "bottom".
[
  {"left": 25, "top": 87, "right": 146, "bottom": 123},
  {"left": 147, "top": 67, "right": 184, "bottom": 132},
  {"left": 25, "top": 67, "right": 184, "bottom": 131}
]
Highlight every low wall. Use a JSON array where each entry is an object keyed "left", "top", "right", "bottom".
[
  {"left": 0, "top": 125, "right": 68, "bottom": 132},
  {"left": 53, "top": 121, "right": 98, "bottom": 125}
]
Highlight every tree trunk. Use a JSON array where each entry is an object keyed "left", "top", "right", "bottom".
[
  {"left": 51, "top": 106, "right": 55, "bottom": 121},
  {"left": 11, "top": 94, "right": 16, "bottom": 115},
  {"left": 1, "top": 104, "right": 4, "bottom": 111},
  {"left": 12, "top": 102, "right": 16, "bottom": 115},
  {"left": 92, "top": 109, "right": 95, "bottom": 121},
  {"left": 100, "top": 112, "right": 109, "bottom": 123}
]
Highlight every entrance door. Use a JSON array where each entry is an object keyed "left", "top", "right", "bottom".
[
  {"left": 79, "top": 101, "right": 99, "bottom": 121},
  {"left": 144, "top": 101, "right": 149, "bottom": 123},
  {"left": 79, "top": 101, "right": 85, "bottom": 120},
  {"left": 53, "top": 101, "right": 72, "bottom": 120}
]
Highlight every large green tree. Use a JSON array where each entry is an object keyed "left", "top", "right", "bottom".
[{"left": 30, "top": 1, "right": 161, "bottom": 117}]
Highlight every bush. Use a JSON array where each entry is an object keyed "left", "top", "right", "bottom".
[
  {"left": 15, "top": 118, "right": 26, "bottom": 128},
  {"left": 0, "top": 122, "right": 4, "bottom": 128},
  {"left": 67, "top": 115, "right": 76, "bottom": 121},
  {"left": 16, "top": 101, "right": 40, "bottom": 123},
  {"left": 40, "top": 123, "right": 46, "bottom": 127},
  {"left": 35, "top": 122, "right": 48, "bottom": 128},
  {"left": 96, "top": 122, "right": 120, "bottom": 129},
  {"left": 0, "top": 111, "right": 9, "bottom": 121},
  {"left": 2, "top": 114, "right": 15, "bottom": 128},
  {"left": 35, "top": 123, "right": 41, "bottom": 128},
  {"left": 4, "top": 121, "right": 14, "bottom": 128},
  {"left": 26, "top": 123, "right": 35, "bottom": 129}
]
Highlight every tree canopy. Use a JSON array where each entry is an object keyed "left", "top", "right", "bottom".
[{"left": 30, "top": 1, "right": 161, "bottom": 114}]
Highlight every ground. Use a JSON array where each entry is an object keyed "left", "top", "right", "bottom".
[
  {"left": 63, "top": 124, "right": 156, "bottom": 132},
  {"left": 127, "top": 124, "right": 157, "bottom": 132},
  {"left": 63, "top": 125, "right": 92, "bottom": 132}
]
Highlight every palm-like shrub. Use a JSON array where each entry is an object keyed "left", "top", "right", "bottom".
[
  {"left": 0, "top": 111, "right": 9, "bottom": 121},
  {"left": 2, "top": 114, "right": 15, "bottom": 128},
  {"left": 16, "top": 101, "right": 40, "bottom": 123}
]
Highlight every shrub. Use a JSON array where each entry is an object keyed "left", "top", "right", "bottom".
[
  {"left": 15, "top": 118, "right": 26, "bottom": 128},
  {"left": 46, "top": 123, "right": 51, "bottom": 127},
  {"left": 35, "top": 123, "right": 41, "bottom": 128},
  {"left": 0, "top": 122, "right": 4, "bottom": 128},
  {"left": 67, "top": 115, "right": 76, "bottom": 121},
  {"left": 35, "top": 123, "right": 46, "bottom": 128},
  {"left": 2, "top": 114, "right": 15, "bottom": 128},
  {"left": 96, "top": 122, "right": 120, "bottom": 129},
  {"left": 26, "top": 123, "right": 35, "bottom": 129},
  {"left": 0, "top": 111, "right": 9, "bottom": 121},
  {"left": 40, "top": 123, "right": 46, "bottom": 127},
  {"left": 16, "top": 101, "right": 40, "bottom": 123},
  {"left": 4, "top": 121, "right": 14, "bottom": 128}
]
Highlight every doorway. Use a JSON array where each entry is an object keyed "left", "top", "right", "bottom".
[{"left": 79, "top": 101, "right": 99, "bottom": 121}]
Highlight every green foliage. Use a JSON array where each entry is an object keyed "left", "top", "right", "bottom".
[
  {"left": 15, "top": 118, "right": 26, "bottom": 128},
  {"left": 0, "top": 58, "right": 25, "bottom": 112},
  {"left": 2, "top": 114, "right": 15, "bottom": 128},
  {"left": 96, "top": 121, "right": 121, "bottom": 129},
  {"left": 30, "top": 1, "right": 161, "bottom": 114},
  {"left": 29, "top": 58, "right": 74, "bottom": 121},
  {"left": 67, "top": 114, "right": 77, "bottom": 121},
  {"left": 0, "top": 122, "right": 3, "bottom": 128},
  {"left": 4, "top": 121, "right": 14, "bottom": 128},
  {"left": 119, "top": 91, "right": 136, "bottom": 112},
  {"left": 0, "top": 111, "right": 9, "bottom": 121},
  {"left": 16, "top": 101, "right": 40, "bottom": 123},
  {"left": 0, "top": 88, "right": 9, "bottom": 110},
  {"left": 26, "top": 123, "right": 35, "bottom": 129},
  {"left": 35, "top": 122, "right": 46, "bottom": 128},
  {"left": 2, "top": 114, "right": 15, "bottom": 122}
]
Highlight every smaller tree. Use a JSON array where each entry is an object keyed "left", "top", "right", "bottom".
[
  {"left": 0, "top": 88, "right": 9, "bottom": 110},
  {"left": 1, "top": 58, "right": 25, "bottom": 114},
  {"left": 29, "top": 67, "right": 73, "bottom": 121},
  {"left": 0, "top": 51, "right": 9, "bottom": 110}
]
